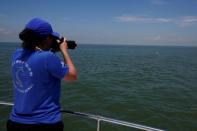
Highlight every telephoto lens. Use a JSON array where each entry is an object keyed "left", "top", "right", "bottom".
[
  {"left": 66, "top": 40, "right": 77, "bottom": 49},
  {"left": 51, "top": 33, "right": 77, "bottom": 52}
]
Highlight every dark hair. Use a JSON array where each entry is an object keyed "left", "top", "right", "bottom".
[{"left": 19, "top": 29, "right": 47, "bottom": 50}]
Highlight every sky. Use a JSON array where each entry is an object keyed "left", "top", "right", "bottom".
[{"left": 0, "top": 0, "right": 197, "bottom": 46}]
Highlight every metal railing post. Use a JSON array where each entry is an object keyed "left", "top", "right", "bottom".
[{"left": 97, "top": 119, "right": 101, "bottom": 131}]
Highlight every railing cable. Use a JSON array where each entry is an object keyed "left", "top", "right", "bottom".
[{"left": 0, "top": 101, "right": 165, "bottom": 131}]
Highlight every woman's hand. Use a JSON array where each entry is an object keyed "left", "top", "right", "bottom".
[{"left": 59, "top": 38, "right": 68, "bottom": 53}]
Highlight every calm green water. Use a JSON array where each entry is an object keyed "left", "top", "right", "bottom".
[{"left": 0, "top": 43, "right": 197, "bottom": 131}]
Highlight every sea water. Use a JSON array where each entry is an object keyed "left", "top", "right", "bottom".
[{"left": 0, "top": 43, "right": 197, "bottom": 131}]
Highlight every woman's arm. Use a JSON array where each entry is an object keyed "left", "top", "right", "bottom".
[{"left": 59, "top": 39, "right": 77, "bottom": 81}]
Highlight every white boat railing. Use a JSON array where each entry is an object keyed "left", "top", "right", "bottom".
[{"left": 0, "top": 101, "right": 165, "bottom": 131}]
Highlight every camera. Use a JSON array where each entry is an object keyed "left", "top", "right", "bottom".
[{"left": 51, "top": 35, "right": 77, "bottom": 52}]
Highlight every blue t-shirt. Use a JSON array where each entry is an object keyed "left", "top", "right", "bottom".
[{"left": 10, "top": 48, "right": 68, "bottom": 124}]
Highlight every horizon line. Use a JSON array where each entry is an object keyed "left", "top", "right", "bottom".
[{"left": 0, "top": 41, "right": 197, "bottom": 47}]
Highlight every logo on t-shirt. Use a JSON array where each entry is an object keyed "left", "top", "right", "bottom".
[{"left": 12, "top": 60, "right": 34, "bottom": 93}]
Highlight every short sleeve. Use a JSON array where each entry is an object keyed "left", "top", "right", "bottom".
[{"left": 46, "top": 52, "right": 68, "bottom": 79}]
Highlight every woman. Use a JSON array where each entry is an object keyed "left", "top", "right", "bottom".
[{"left": 7, "top": 18, "right": 77, "bottom": 131}]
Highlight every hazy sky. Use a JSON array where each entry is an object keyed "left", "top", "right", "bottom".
[{"left": 0, "top": 0, "right": 197, "bottom": 46}]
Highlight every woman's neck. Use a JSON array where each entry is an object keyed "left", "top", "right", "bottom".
[
  {"left": 36, "top": 41, "right": 51, "bottom": 51},
  {"left": 35, "top": 46, "right": 43, "bottom": 51},
  {"left": 36, "top": 45, "right": 50, "bottom": 51}
]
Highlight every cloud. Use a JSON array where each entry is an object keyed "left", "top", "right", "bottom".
[
  {"left": 115, "top": 15, "right": 197, "bottom": 27},
  {"left": 153, "top": 36, "right": 161, "bottom": 41},
  {"left": 178, "top": 16, "right": 197, "bottom": 27},
  {"left": 0, "top": 14, "right": 8, "bottom": 20},
  {"left": 62, "top": 17, "right": 70, "bottom": 21},
  {"left": 0, "top": 28, "right": 5, "bottom": 32},
  {"left": 145, "top": 35, "right": 197, "bottom": 45},
  {"left": 150, "top": 0, "right": 168, "bottom": 5},
  {"left": 0, "top": 28, "right": 13, "bottom": 35},
  {"left": 115, "top": 15, "right": 172, "bottom": 23}
]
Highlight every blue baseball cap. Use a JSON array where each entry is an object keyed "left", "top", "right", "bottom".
[
  {"left": 52, "top": 32, "right": 61, "bottom": 39},
  {"left": 25, "top": 18, "right": 59, "bottom": 37}
]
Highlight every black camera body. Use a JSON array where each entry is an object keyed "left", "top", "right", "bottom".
[{"left": 51, "top": 36, "right": 77, "bottom": 52}]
